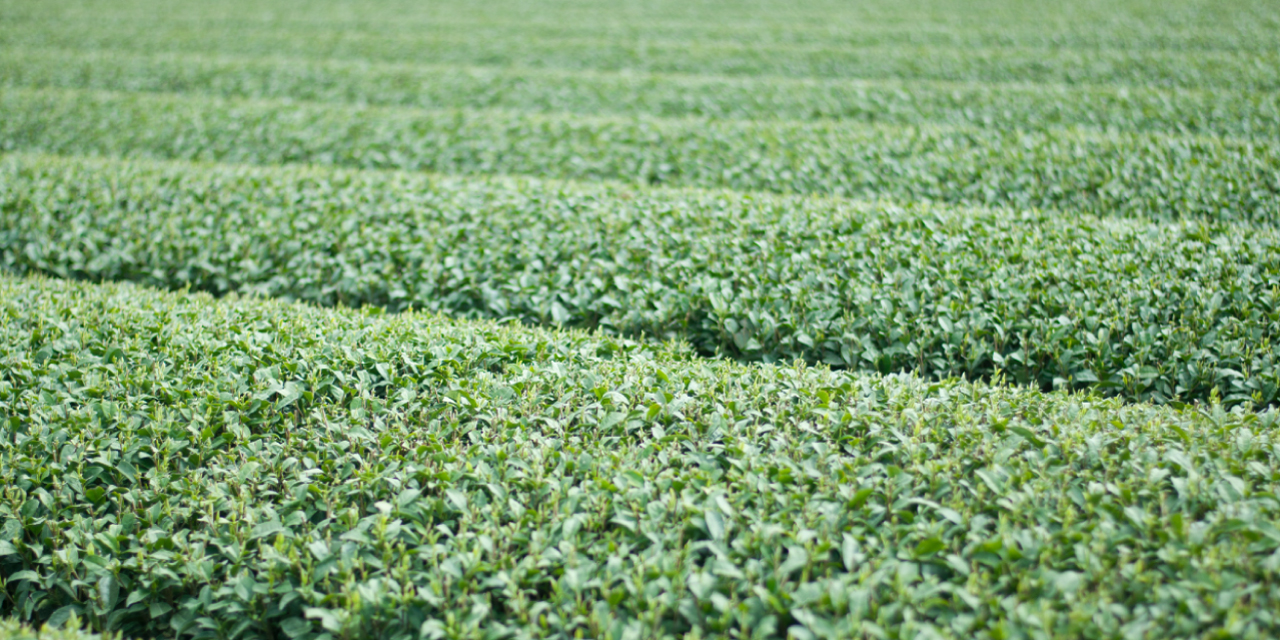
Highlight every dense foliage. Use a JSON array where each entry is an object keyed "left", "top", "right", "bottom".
[
  {"left": 3, "top": 0, "right": 1280, "bottom": 637},
  {"left": 4, "top": 274, "right": 1280, "bottom": 640},
  {"left": 3, "top": 88, "right": 1278, "bottom": 224},
  {"left": 3, "top": 48, "right": 1279, "bottom": 137},
  {"left": 6, "top": 14, "right": 1280, "bottom": 91},
  {"left": 4, "top": 153, "right": 1279, "bottom": 407},
  {"left": 8, "top": 0, "right": 1280, "bottom": 53},
  {"left": 0, "top": 618, "right": 112, "bottom": 640}
]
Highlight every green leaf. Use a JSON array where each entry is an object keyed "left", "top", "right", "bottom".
[
  {"left": 305, "top": 608, "right": 345, "bottom": 633},
  {"left": 1009, "top": 425, "right": 1047, "bottom": 448},
  {"left": 848, "top": 488, "right": 874, "bottom": 510},
  {"left": 281, "top": 617, "right": 312, "bottom": 639},
  {"left": 397, "top": 488, "right": 422, "bottom": 508},
  {"left": 117, "top": 459, "right": 138, "bottom": 483},
  {"left": 779, "top": 545, "right": 809, "bottom": 576},
  {"left": 914, "top": 537, "right": 946, "bottom": 557},
  {"left": 841, "top": 534, "right": 860, "bottom": 572},
  {"left": 705, "top": 509, "right": 725, "bottom": 540},
  {"left": 98, "top": 575, "right": 120, "bottom": 611},
  {"left": 8, "top": 570, "right": 40, "bottom": 583},
  {"left": 1054, "top": 571, "right": 1084, "bottom": 594},
  {"left": 47, "top": 605, "right": 81, "bottom": 628},
  {"left": 250, "top": 519, "right": 286, "bottom": 540},
  {"left": 446, "top": 489, "right": 468, "bottom": 512}
]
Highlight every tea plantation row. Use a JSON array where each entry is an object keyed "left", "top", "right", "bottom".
[
  {"left": 4, "top": 153, "right": 1279, "bottom": 407},
  {"left": 0, "top": 618, "right": 108, "bottom": 640},
  {"left": 11, "top": 1, "right": 1280, "bottom": 53},
  {"left": 4, "top": 48, "right": 1279, "bottom": 137},
  {"left": 3, "top": 88, "right": 1278, "bottom": 224},
  {"left": 6, "top": 18, "right": 1279, "bottom": 91},
  {"left": 3, "top": 273, "right": 1280, "bottom": 639}
]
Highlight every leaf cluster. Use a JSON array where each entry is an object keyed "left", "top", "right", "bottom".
[{"left": 0, "top": 617, "right": 114, "bottom": 640}]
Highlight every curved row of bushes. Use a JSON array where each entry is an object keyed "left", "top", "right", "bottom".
[
  {"left": 0, "top": 618, "right": 110, "bottom": 640},
  {"left": 3, "top": 88, "right": 1277, "bottom": 224},
  {"left": 4, "top": 153, "right": 1279, "bottom": 406},
  {"left": 3, "top": 48, "right": 1277, "bottom": 137},
  {"left": 3, "top": 273, "right": 1279, "bottom": 639},
  {"left": 6, "top": 19, "right": 1279, "bottom": 90},
  {"left": 10, "top": 4, "right": 1280, "bottom": 54}
]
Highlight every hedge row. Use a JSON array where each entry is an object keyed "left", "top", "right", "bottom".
[
  {"left": 3, "top": 48, "right": 1278, "bottom": 137},
  {"left": 4, "top": 153, "right": 1279, "bottom": 406},
  {"left": 4, "top": 23, "right": 1279, "bottom": 90},
  {"left": 3, "top": 88, "right": 1277, "bottom": 224},
  {"left": 10, "top": 4, "right": 1280, "bottom": 53},
  {"left": 0, "top": 619, "right": 111, "bottom": 640},
  {"left": 3, "top": 273, "right": 1280, "bottom": 639}
]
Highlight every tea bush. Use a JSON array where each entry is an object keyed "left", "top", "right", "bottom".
[
  {"left": 3, "top": 88, "right": 1278, "bottom": 223},
  {"left": 7, "top": 19, "right": 1279, "bottom": 91},
  {"left": 3, "top": 48, "right": 1278, "bottom": 137},
  {"left": 2, "top": 274, "right": 1279, "bottom": 639},
  {"left": 4, "top": 154, "right": 1279, "bottom": 406},
  {"left": 0, "top": 617, "right": 113, "bottom": 640}
]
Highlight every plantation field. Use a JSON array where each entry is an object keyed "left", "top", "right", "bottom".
[{"left": 2, "top": 0, "right": 1280, "bottom": 638}]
